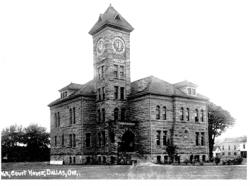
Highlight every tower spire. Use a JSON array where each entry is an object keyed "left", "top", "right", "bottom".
[{"left": 89, "top": 5, "right": 134, "bottom": 35}]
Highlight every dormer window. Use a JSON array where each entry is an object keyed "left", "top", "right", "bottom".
[
  {"left": 187, "top": 87, "right": 196, "bottom": 96},
  {"left": 61, "top": 91, "right": 68, "bottom": 98},
  {"left": 192, "top": 88, "right": 196, "bottom": 95}
]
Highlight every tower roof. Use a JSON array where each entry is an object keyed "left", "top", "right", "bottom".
[{"left": 89, "top": 5, "right": 134, "bottom": 35}]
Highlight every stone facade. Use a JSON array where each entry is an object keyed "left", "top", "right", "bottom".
[{"left": 49, "top": 5, "right": 209, "bottom": 165}]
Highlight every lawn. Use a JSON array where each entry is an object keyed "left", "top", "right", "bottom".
[{"left": 1, "top": 162, "right": 247, "bottom": 179}]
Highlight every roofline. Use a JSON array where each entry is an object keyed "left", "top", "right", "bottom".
[
  {"left": 48, "top": 94, "right": 95, "bottom": 107},
  {"left": 128, "top": 92, "right": 209, "bottom": 101},
  {"left": 89, "top": 22, "right": 134, "bottom": 35}
]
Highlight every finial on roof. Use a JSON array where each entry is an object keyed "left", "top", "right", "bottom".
[{"left": 109, "top": 3, "right": 112, "bottom": 7}]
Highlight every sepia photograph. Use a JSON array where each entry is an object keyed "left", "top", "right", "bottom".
[{"left": 0, "top": 0, "right": 249, "bottom": 180}]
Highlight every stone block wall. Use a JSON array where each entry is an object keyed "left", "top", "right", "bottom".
[{"left": 50, "top": 96, "right": 97, "bottom": 162}]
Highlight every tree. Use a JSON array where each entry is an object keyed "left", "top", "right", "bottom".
[
  {"left": 1, "top": 124, "right": 50, "bottom": 162},
  {"left": 208, "top": 102, "right": 235, "bottom": 159},
  {"left": 23, "top": 124, "right": 50, "bottom": 161},
  {"left": 1, "top": 125, "right": 25, "bottom": 161},
  {"left": 166, "top": 140, "right": 178, "bottom": 163}
]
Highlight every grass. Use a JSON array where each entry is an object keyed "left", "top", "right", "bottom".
[{"left": 1, "top": 162, "right": 247, "bottom": 179}]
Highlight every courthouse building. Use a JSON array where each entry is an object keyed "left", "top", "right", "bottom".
[{"left": 49, "top": 5, "right": 209, "bottom": 164}]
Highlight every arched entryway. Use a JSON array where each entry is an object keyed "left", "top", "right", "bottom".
[{"left": 119, "top": 130, "right": 135, "bottom": 152}]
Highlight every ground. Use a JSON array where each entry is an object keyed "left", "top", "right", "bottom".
[{"left": 1, "top": 162, "right": 247, "bottom": 179}]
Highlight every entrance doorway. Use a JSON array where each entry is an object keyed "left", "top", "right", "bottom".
[{"left": 119, "top": 130, "right": 135, "bottom": 152}]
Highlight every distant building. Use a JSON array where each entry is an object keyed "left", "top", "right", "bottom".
[
  {"left": 48, "top": 5, "right": 209, "bottom": 165},
  {"left": 217, "top": 136, "right": 247, "bottom": 159},
  {"left": 213, "top": 146, "right": 221, "bottom": 158}
]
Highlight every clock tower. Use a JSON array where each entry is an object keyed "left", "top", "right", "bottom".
[{"left": 89, "top": 5, "right": 134, "bottom": 123}]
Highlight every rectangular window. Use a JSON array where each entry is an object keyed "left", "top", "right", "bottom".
[
  {"left": 73, "top": 134, "right": 76, "bottom": 147},
  {"left": 57, "top": 112, "right": 60, "bottom": 127},
  {"left": 73, "top": 107, "right": 76, "bottom": 124},
  {"left": 86, "top": 133, "right": 91, "bottom": 147},
  {"left": 69, "top": 108, "right": 72, "bottom": 125},
  {"left": 120, "top": 87, "right": 125, "bottom": 100},
  {"left": 163, "top": 107, "right": 167, "bottom": 120},
  {"left": 97, "top": 109, "right": 101, "bottom": 123},
  {"left": 69, "top": 134, "right": 72, "bottom": 148},
  {"left": 97, "top": 88, "right": 101, "bottom": 100},
  {"left": 114, "top": 86, "right": 119, "bottom": 99},
  {"left": 163, "top": 131, "right": 167, "bottom": 146},
  {"left": 156, "top": 131, "right": 161, "bottom": 146},
  {"left": 61, "top": 134, "right": 64, "bottom": 147},
  {"left": 114, "top": 65, "right": 118, "bottom": 78},
  {"left": 156, "top": 106, "right": 160, "bottom": 120},
  {"left": 101, "top": 66, "right": 104, "bottom": 79},
  {"left": 201, "top": 132, "right": 205, "bottom": 146},
  {"left": 102, "top": 108, "right": 105, "bottom": 122},
  {"left": 186, "top": 108, "right": 190, "bottom": 121},
  {"left": 188, "top": 88, "right": 192, "bottom": 95},
  {"left": 195, "top": 109, "right": 199, "bottom": 123},
  {"left": 54, "top": 113, "right": 57, "bottom": 128},
  {"left": 98, "top": 67, "right": 101, "bottom": 79},
  {"left": 234, "top": 145, "right": 236, "bottom": 150},
  {"left": 102, "top": 131, "right": 106, "bottom": 146},
  {"left": 228, "top": 152, "right": 231, "bottom": 156},
  {"left": 201, "top": 110, "right": 204, "bottom": 122},
  {"left": 98, "top": 132, "right": 101, "bottom": 147},
  {"left": 195, "top": 132, "right": 199, "bottom": 146},
  {"left": 120, "top": 66, "right": 125, "bottom": 78},
  {"left": 110, "top": 131, "right": 115, "bottom": 143},
  {"left": 55, "top": 136, "right": 57, "bottom": 147},
  {"left": 180, "top": 107, "right": 184, "bottom": 121},
  {"left": 102, "top": 87, "right": 105, "bottom": 100},
  {"left": 228, "top": 145, "right": 230, "bottom": 150}
]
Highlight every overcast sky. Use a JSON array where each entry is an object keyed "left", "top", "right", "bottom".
[{"left": 0, "top": 0, "right": 249, "bottom": 139}]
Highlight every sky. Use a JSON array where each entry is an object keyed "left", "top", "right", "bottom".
[{"left": 0, "top": 0, "right": 249, "bottom": 139}]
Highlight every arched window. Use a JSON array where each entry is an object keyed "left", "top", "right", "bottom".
[
  {"left": 195, "top": 109, "right": 199, "bottom": 122},
  {"left": 186, "top": 108, "right": 190, "bottom": 121},
  {"left": 121, "top": 108, "right": 126, "bottom": 121},
  {"left": 156, "top": 105, "right": 160, "bottom": 120},
  {"left": 69, "top": 108, "right": 72, "bottom": 124},
  {"left": 180, "top": 107, "right": 184, "bottom": 121},
  {"left": 114, "top": 108, "right": 119, "bottom": 121},
  {"left": 163, "top": 106, "right": 167, "bottom": 120},
  {"left": 201, "top": 109, "right": 204, "bottom": 122}
]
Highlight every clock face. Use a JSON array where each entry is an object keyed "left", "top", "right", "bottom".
[
  {"left": 96, "top": 39, "right": 105, "bottom": 55},
  {"left": 112, "top": 37, "right": 125, "bottom": 54}
]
